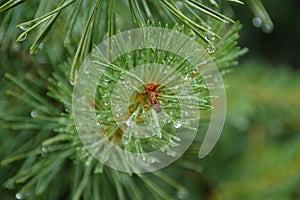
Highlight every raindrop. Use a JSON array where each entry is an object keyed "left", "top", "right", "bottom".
[
  {"left": 252, "top": 17, "right": 262, "bottom": 28},
  {"left": 15, "top": 193, "right": 24, "bottom": 199},
  {"left": 125, "top": 118, "right": 132, "bottom": 126},
  {"left": 121, "top": 137, "right": 129, "bottom": 145},
  {"left": 18, "top": 34, "right": 27, "bottom": 42},
  {"left": 164, "top": 118, "right": 171, "bottom": 124},
  {"left": 183, "top": 120, "right": 190, "bottom": 126},
  {"left": 160, "top": 146, "right": 168, "bottom": 153},
  {"left": 136, "top": 155, "right": 146, "bottom": 163},
  {"left": 69, "top": 71, "right": 78, "bottom": 85},
  {"left": 205, "top": 31, "right": 215, "bottom": 41},
  {"left": 154, "top": 130, "right": 162, "bottom": 139},
  {"left": 150, "top": 158, "right": 156, "bottom": 163},
  {"left": 206, "top": 44, "right": 215, "bottom": 54},
  {"left": 41, "top": 146, "right": 48, "bottom": 153},
  {"left": 181, "top": 75, "right": 188, "bottom": 81},
  {"left": 209, "top": 0, "right": 218, "bottom": 7},
  {"left": 177, "top": 187, "right": 189, "bottom": 199},
  {"left": 173, "top": 120, "right": 182, "bottom": 128},
  {"left": 19, "top": 22, "right": 31, "bottom": 31},
  {"left": 119, "top": 76, "right": 125, "bottom": 83},
  {"left": 198, "top": 60, "right": 208, "bottom": 66},
  {"left": 169, "top": 140, "right": 178, "bottom": 147},
  {"left": 184, "top": 111, "right": 189, "bottom": 116},
  {"left": 180, "top": 88, "right": 187, "bottom": 95},
  {"left": 103, "top": 80, "right": 109, "bottom": 86},
  {"left": 192, "top": 67, "right": 199, "bottom": 73},
  {"left": 31, "top": 111, "right": 38, "bottom": 118},
  {"left": 173, "top": 136, "right": 181, "bottom": 142},
  {"left": 262, "top": 24, "right": 273, "bottom": 33},
  {"left": 176, "top": 1, "right": 184, "bottom": 9},
  {"left": 102, "top": 92, "right": 109, "bottom": 97},
  {"left": 166, "top": 150, "right": 177, "bottom": 157},
  {"left": 41, "top": 146, "right": 48, "bottom": 157},
  {"left": 38, "top": 42, "right": 44, "bottom": 50},
  {"left": 83, "top": 66, "right": 90, "bottom": 74}
]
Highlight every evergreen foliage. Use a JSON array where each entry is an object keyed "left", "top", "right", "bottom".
[{"left": 0, "top": 1, "right": 289, "bottom": 200}]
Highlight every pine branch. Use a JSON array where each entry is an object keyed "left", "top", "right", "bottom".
[{"left": 0, "top": 0, "right": 261, "bottom": 199}]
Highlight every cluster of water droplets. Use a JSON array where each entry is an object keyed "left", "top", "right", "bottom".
[
  {"left": 252, "top": 17, "right": 274, "bottom": 33},
  {"left": 107, "top": 62, "right": 202, "bottom": 163},
  {"left": 72, "top": 27, "right": 218, "bottom": 172},
  {"left": 205, "top": 27, "right": 216, "bottom": 54}
]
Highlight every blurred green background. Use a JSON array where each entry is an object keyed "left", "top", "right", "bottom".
[
  {"left": 1, "top": 0, "right": 300, "bottom": 199},
  {"left": 201, "top": 0, "right": 300, "bottom": 199}
]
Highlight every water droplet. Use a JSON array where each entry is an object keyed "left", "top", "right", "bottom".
[
  {"left": 15, "top": 193, "right": 24, "bottom": 199},
  {"left": 252, "top": 17, "right": 262, "bottom": 28},
  {"left": 19, "top": 22, "right": 31, "bottom": 31},
  {"left": 262, "top": 24, "right": 273, "bottom": 33},
  {"left": 180, "top": 88, "right": 187, "bottom": 95},
  {"left": 205, "top": 31, "right": 215, "bottom": 41},
  {"left": 184, "top": 111, "right": 189, "bottom": 116},
  {"left": 166, "top": 151, "right": 177, "bottom": 157},
  {"left": 192, "top": 67, "right": 199, "bottom": 73},
  {"left": 69, "top": 70, "right": 78, "bottom": 85},
  {"left": 173, "top": 120, "right": 182, "bottom": 128},
  {"left": 41, "top": 146, "right": 48, "bottom": 157},
  {"left": 154, "top": 130, "right": 162, "bottom": 139},
  {"left": 209, "top": 0, "right": 218, "bottom": 7},
  {"left": 125, "top": 118, "right": 132, "bottom": 126},
  {"left": 18, "top": 34, "right": 27, "bottom": 42},
  {"left": 41, "top": 146, "right": 48, "bottom": 152},
  {"left": 173, "top": 136, "right": 181, "bottom": 142},
  {"left": 119, "top": 76, "right": 125, "bottom": 83},
  {"left": 207, "top": 44, "right": 215, "bottom": 54},
  {"left": 38, "top": 42, "right": 44, "bottom": 50},
  {"left": 83, "top": 66, "right": 90, "bottom": 74},
  {"left": 164, "top": 118, "right": 171, "bottom": 123},
  {"left": 183, "top": 120, "right": 190, "bottom": 126},
  {"left": 31, "top": 111, "right": 38, "bottom": 118},
  {"left": 198, "top": 60, "right": 208, "bottom": 66},
  {"left": 177, "top": 187, "right": 189, "bottom": 199},
  {"left": 213, "top": 77, "right": 219, "bottom": 83},
  {"left": 176, "top": 1, "right": 184, "bottom": 9},
  {"left": 182, "top": 75, "right": 188, "bottom": 80}
]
